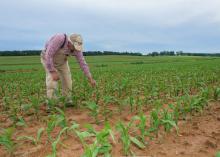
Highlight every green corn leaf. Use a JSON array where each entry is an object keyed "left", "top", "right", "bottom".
[
  {"left": 17, "top": 136, "right": 36, "bottom": 145},
  {"left": 0, "top": 128, "right": 15, "bottom": 152},
  {"left": 130, "top": 136, "right": 145, "bottom": 149},
  {"left": 216, "top": 151, "right": 220, "bottom": 157},
  {"left": 69, "top": 122, "right": 79, "bottom": 131},
  {"left": 16, "top": 117, "right": 27, "bottom": 127},
  {"left": 55, "top": 107, "right": 65, "bottom": 116},
  {"left": 36, "top": 127, "right": 44, "bottom": 142}
]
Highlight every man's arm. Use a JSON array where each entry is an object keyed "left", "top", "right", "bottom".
[{"left": 74, "top": 52, "right": 96, "bottom": 86}]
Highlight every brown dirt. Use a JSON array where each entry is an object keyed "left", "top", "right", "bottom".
[
  {"left": 140, "top": 102, "right": 220, "bottom": 157},
  {"left": 0, "top": 102, "right": 220, "bottom": 157}
]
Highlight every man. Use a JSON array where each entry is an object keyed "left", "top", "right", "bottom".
[{"left": 41, "top": 33, "right": 96, "bottom": 103}]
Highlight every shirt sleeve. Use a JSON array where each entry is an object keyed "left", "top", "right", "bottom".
[
  {"left": 74, "top": 52, "right": 92, "bottom": 79},
  {"left": 45, "top": 34, "right": 65, "bottom": 72}
]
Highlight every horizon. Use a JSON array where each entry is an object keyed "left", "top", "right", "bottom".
[{"left": 0, "top": 50, "right": 220, "bottom": 55}]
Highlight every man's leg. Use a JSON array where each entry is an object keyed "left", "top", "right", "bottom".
[
  {"left": 57, "top": 61, "right": 72, "bottom": 99},
  {"left": 41, "top": 56, "right": 58, "bottom": 99},
  {"left": 46, "top": 72, "right": 58, "bottom": 99}
]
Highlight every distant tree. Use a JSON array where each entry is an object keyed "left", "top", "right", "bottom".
[{"left": 151, "top": 52, "right": 159, "bottom": 56}]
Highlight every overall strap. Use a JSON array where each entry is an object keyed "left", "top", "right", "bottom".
[{"left": 60, "top": 34, "right": 67, "bottom": 49}]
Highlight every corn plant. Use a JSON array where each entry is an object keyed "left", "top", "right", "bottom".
[
  {"left": 116, "top": 121, "right": 145, "bottom": 156},
  {"left": 216, "top": 151, "right": 220, "bottom": 157},
  {"left": 168, "top": 103, "right": 180, "bottom": 124},
  {"left": 46, "top": 109, "right": 67, "bottom": 141},
  {"left": 2, "top": 96, "right": 10, "bottom": 111},
  {"left": 0, "top": 128, "right": 16, "bottom": 156},
  {"left": 30, "top": 95, "right": 41, "bottom": 118},
  {"left": 54, "top": 107, "right": 68, "bottom": 128},
  {"left": 150, "top": 109, "right": 161, "bottom": 136},
  {"left": 15, "top": 116, "right": 27, "bottom": 127},
  {"left": 129, "top": 96, "right": 135, "bottom": 113},
  {"left": 103, "top": 96, "right": 114, "bottom": 121},
  {"left": 161, "top": 108, "right": 178, "bottom": 133},
  {"left": 214, "top": 87, "right": 220, "bottom": 100},
  {"left": 17, "top": 127, "right": 44, "bottom": 145},
  {"left": 132, "top": 114, "right": 149, "bottom": 144},
  {"left": 116, "top": 121, "right": 131, "bottom": 155},
  {"left": 189, "top": 95, "right": 207, "bottom": 113},
  {"left": 47, "top": 127, "right": 69, "bottom": 157},
  {"left": 86, "top": 101, "right": 99, "bottom": 123},
  {"left": 94, "top": 87, "right": 101, "bottom": 104},
  {"left": 46, "top": 98, "right": 58, "bottom": 110},
  {"left": 84, "top": 122, "right": 115, "bottom": 157},
  {"left": 69, "top": 122, "right": 93, "bottom": 148}
]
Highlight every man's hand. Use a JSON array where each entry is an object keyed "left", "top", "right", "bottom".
[
  {"left": 51, "top": 71, "right": 59, "bottom": 81},
  {"left": 89, "top": 77, "right": 96, "bottom": 87}
]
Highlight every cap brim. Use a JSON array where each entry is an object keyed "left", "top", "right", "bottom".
[{"left": 73, "top": 42, "right": 83, "bottom": 52}]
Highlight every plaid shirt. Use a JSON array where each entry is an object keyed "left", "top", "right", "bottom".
[{"left": 43, "top": 33, "right": 92, "bottom": 79}]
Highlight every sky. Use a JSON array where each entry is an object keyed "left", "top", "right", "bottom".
[{"left": 0, "top": 0, "right": 220, "bottom": 54}]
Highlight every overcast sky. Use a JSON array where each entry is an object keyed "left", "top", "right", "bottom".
[{"left": 1, "top": 0, "right": 220, "bottom": 53}]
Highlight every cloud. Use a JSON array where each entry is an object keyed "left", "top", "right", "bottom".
[{"left": 0, "top": 0, "right": 220, "bottom": 52}]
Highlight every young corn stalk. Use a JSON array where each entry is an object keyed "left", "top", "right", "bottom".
[
  {"left": 103, "top": 96, "right": 114, "bottom": 122},
  {"left": 2, "top": 96, "right": 10, "bottom": 111},
  {"left": 216, "top": 151, "right": 220, "bottom": 157},
  {"left": 47, "top": 127, "right": 69, "bottom": 157},
  {"left": 14, "top": 116, "right": 26, "bottom": 127},
  {"left": 161, "top": 108, "right": 178, "bottom": 133},
  {"left": 129, "top": 96, "right": 135, "bottom": 113},
  {"left": 149, "top": 109, "right": 161, "bottom": 137},
  {"left": 82, "top": 122, "right": 115, "bottom": 157},
  {"left": 30, "top": 96, "right": 41, "bottom": 119},
  {"left": 116, "top": 121, "right": 145, "bottom": 156},
  {"left": 0, "top": 127, "right": 16, "bottom": 156},
  {"left": 69, "top": 121, "right": 93, "bottom": 148},
  {"left": 133, "top": 113, "right": 150, "bottom": 145},
  {"left": 46, "top": 108, "right": 67, "bottom": 142},
  {"left": 168, "top": 103, "right": 180, "bottom": 124},
  {"left": 86, "top": 101, "right": 99, "bottom": 124},
  {"left": 94, "top": 87, "right": 101, "bottom": 104},
  {"left": 214, "top": 87, "right": 220, "bottom": 100},
  {"left": 69, "top": 123, "right": 101, "bottom": 157},
  {"left": 17, "top": 128, "right": 44, "bottom": 145},
  {"left": 46, "top": 98, "right": 58, "bottom": 111}
]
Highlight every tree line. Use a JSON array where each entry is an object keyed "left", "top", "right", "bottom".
[
  {"left": 147, "top": 51, "right": 220, "bottom": 57},
  {"left": 0, "top": 50, "right": 220, "bottom": 57},
  {"left": 0, "top": 50, "right": 142, "bottom": 56}
]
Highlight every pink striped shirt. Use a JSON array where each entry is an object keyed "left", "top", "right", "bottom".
[{"left": 43, "top": 33, "right": 92, "bottom": 79}]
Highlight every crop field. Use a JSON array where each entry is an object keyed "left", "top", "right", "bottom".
[{"left": 0, "top": 55, "right": 220, "bottom": 157}]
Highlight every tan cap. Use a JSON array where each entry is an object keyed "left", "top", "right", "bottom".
[{"left": 69, "top": 34, "right": 83, "bottom": 52}]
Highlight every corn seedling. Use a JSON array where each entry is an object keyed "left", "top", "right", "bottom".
[
  {"left": 161, "top": 108, "right": 178, "bottom": 133},
  {"left": 116, "top": 121, "right": 145, "bottom": 156},
  {"left": 132, "top": 114, "right": 149, "bottom": 144},
  {"left": 214, "top": 87, "right": 220, "bottom": 100},
  {"left": 216, "top": 151, "right": 220, "bottom": 157},
  {"left": 150, "top": 109, "right": 161, "bottom": 136},
  {"left": 30, "top": 95, "right": 41, "bottom": 118},
  {"left": 86, "top": 101, "right": 99, "bottom": 123},
  {"left": 69, "top": 122, "right": 93, "bottom": 148},
  {"left": 47, "top": 127, "right": 69, "bottom": 157},
  {"left": 15, "top": 116, "right": 27, "bottom": 127},
  {"left": 17, "top": 127, "right": 44, "bottom": 145},
  {"left": 103, "top": 96, "right": 114, "bottom": 121},
  {"left": 84, "top": 122, "right": 115, "bottom": 156},
  {"left": 46, "top": 110, "right": 67, "bottom": 142},
  {"left": 0, "top": 128, "right": 16, "bottom": 156}
]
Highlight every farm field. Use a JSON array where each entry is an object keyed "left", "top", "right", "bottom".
[{"left": 0, "top": 55, "right": 220, "bottom": 157}]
